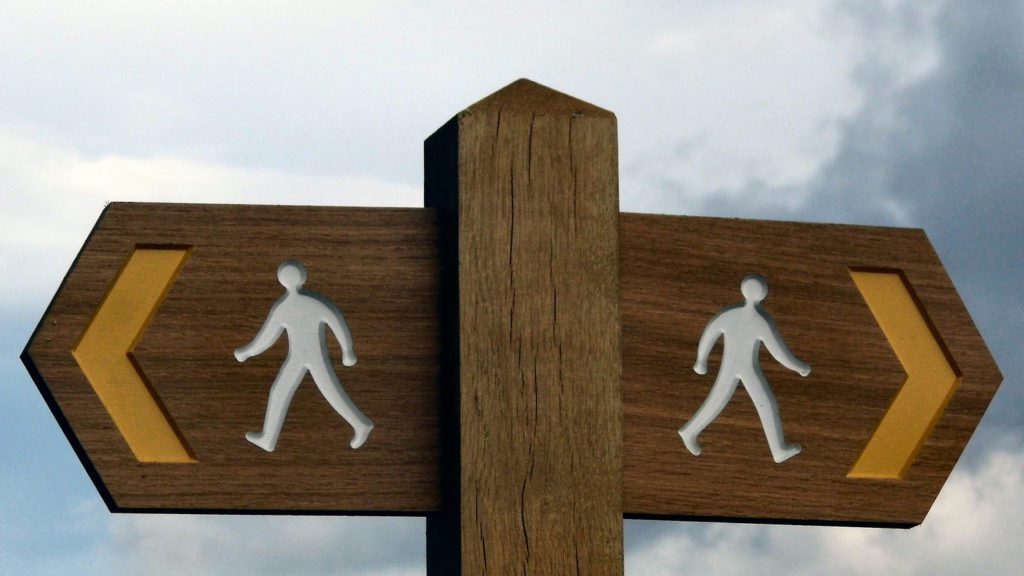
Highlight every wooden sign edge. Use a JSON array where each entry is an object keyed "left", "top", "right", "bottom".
[{"left": 21, "top": 203, "right": 121, "bottom": 512}]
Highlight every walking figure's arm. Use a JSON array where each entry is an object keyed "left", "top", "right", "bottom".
[
  {"left": 324, "top": 302, "right": 357, "bottom": 367},
  {"left": 759, "top": 312, "right": 811, "bottom": 377},
  {"left": 694, "top": 315, "right": 724, "bottom": 375},
  {"left": 235, "top": 304, "right": 285, "bottom": 362}
]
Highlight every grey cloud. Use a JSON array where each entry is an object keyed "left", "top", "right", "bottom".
[
  {"left": 809, "top": 0, "right": 1024, "bottom": 441},
  {"left": 639, "top": 0, "right": 1023, "bottom": 444}
]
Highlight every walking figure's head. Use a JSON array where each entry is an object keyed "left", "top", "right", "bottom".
[
  {"left": 277, "top": 259, "right": 308, "bottom": 292},
  {"left": 741, "top": 274, "right": 769, "bottom": 304}
]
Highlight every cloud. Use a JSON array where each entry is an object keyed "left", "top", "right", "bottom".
[
  {"left": 1, "top": 2, "right": 872, "bottom": 208},
  {"left": 630, "top": 0, "right": 1023, "bottom": 440},
  {"left": 619, "top": 0, "right": 866, "bottom": 213},
  {"left": 2, "top": 2, "right": 1019, "bottom": 575},
  {"left": 632, "top": 0, "right": 946, "bottom": 222},
  {"left": 626, "top": 440, "right": 1024, "bottom": 575},
  {"left": 91, "top": 442, "right": 1024, "bottom": 575},
  {"left": 108, "top": 515, "right": 424, "bottom": 576},
  {"left": 89, "top": 440, "right": 1024, "bottom": 576},
  {"left": 0, "top": 126, "right": 420, "bottom": 310}
]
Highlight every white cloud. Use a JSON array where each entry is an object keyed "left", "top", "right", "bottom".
[
  {"left": 108, "top": 515, "right": 424, "bottom": 576},
  {"left": 74, "top": 444, "right": 1024, "bottom": 576},
  {"left": 626, "top": 0, "right": 945, "bottom": 218},
  {"left": 618, "top": 2, "right": 868, "bottom": 212},
  {"left": 0, "top": 126, "right": 420, "bottom": 310},
  {"left": 1, "top": 1, "right": 873, "bottom": 216},
  {"left": 626, "top": 442, "right": 1024, "bottom": 575}
]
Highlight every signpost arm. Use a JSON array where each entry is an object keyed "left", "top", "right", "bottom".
[{"left": 425, "top": 79, "right": 624, "bottom": 575}]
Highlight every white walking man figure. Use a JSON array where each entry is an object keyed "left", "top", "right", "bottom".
[
  {"left": 679, "top": 274, "right": 810, "bottom": 463},
  {"left": 235, "top": 259, "right": 373, "bottom": 452}
]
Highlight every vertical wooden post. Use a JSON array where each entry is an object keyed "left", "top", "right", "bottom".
[{"left": 425, "top": 79, "right": 624, "bottom": 575}]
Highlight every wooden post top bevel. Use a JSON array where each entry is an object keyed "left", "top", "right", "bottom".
[{"left": 461, "top": 78, "right": 616, "bottom": 117}]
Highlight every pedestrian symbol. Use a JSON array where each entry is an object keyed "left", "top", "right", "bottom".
[
  {"left": 235, "top": 259, "right": 374, "bottom": 452},
  {"left": 678, "top": 274, "right": 810, "bottom": 463}
]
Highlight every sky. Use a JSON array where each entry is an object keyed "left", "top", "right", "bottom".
[{"left": 1, "top": 1, "right": 1021, "bottom": 574}]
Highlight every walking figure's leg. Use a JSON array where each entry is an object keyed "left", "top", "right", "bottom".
[
  {"left": 247, "top": 361, "right": 305, "bottom": 452},
  {"left": 309, "top": 361, "right": 374, "bottom": 449},
  {"left": 679, "top": 375, "right": 739, "bottom": 456},
  {"left": 745, "top": 368, "right": 801, "bottom": 463}
]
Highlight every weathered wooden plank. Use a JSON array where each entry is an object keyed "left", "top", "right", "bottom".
[
  {"left": 619, "top": 213, "right": 1002, "bottom": 526},
  {"left": 23, "top": 204, "right": 1001, "bottom": 528},
  {"left": 23, "top": 203, "right": 442, "bottom": 513},
  {"left": 425, "top": 79, "right": 624, "bottom": 575}
]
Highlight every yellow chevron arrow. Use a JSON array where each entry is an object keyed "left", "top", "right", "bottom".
[
  {"left": 847, "top": 270, "right": 961, "bottom": 480},
  {"left": 73, "top": 247, "right": 195, "bottom": 463}
]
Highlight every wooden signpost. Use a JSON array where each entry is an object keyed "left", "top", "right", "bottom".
[
  {"left": 619, "top": 215, "right": 1001, "bottom": 526},
  {"left": 23, "top": 205, "right": 442, "bottom": 512},
  {"left": 22, "top": 80, "right": 1002, "bottom": 574}
]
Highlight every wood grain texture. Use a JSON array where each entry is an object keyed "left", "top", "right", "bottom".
[
  {"left": 425, "top": 79, "right": 624, "bottom": 575},
  {"left": 23, "top": 203, "right": 441, "bottom": 513},
  {"left": 620, "top": 213, "right": 1002, "bottom": 526},
  {"left": 22, "top": 167, "right": 999, "bottom": 528},
  {"left": 21, "top": 189, "right": 1001, "bottom": 527}
]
